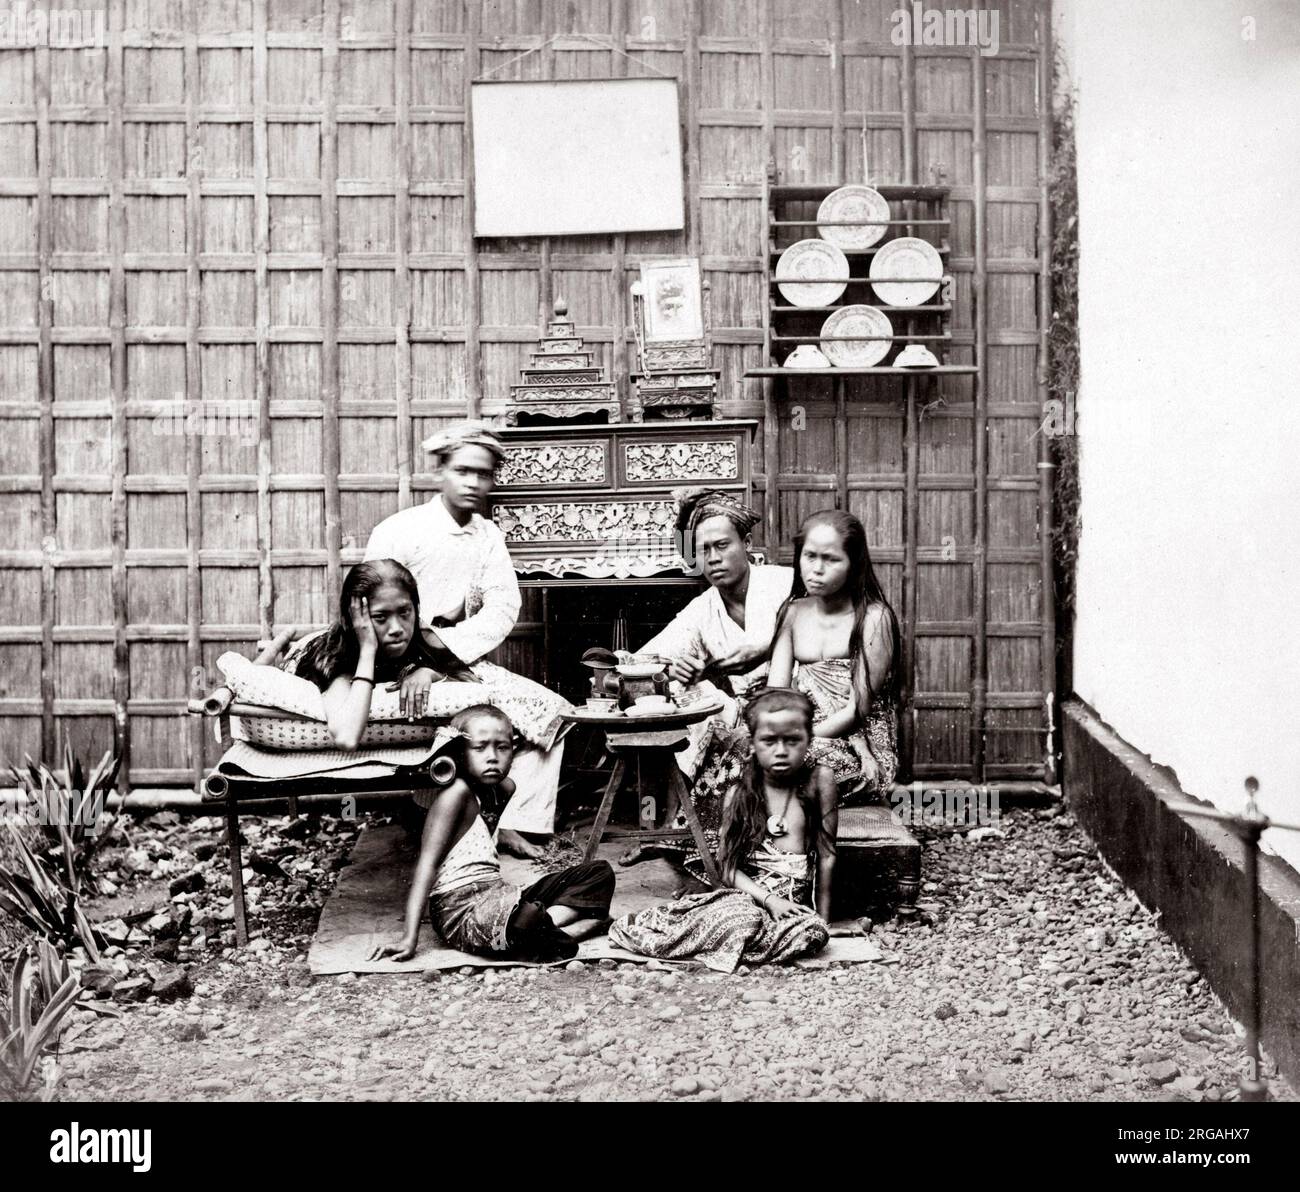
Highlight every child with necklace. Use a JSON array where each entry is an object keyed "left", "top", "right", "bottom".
[
  {"left": 718, "top": 687, "right": 838, "bottom": 923},
  {"left": 608, "top": 688, "right": 836, "bottom": 971}
]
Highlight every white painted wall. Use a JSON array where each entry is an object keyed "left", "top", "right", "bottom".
[{"left": 1055, "top": 0, "right": 1300, "bottom": 869}]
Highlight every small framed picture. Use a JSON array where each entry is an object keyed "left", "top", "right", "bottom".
[{"left": 639, "top": 257, "right": 705, "bottom": 344}]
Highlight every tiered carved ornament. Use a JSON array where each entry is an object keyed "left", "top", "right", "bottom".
[{"left": 506, "top": 298, "right": 621, "bottom": 425}]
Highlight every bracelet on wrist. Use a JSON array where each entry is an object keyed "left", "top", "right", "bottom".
[{"left": 354, "top": 675, "right": 374, "bottom": 685}]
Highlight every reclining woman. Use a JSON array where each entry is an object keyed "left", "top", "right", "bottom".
[
  {"left": 267, "top": 558, "right": 566, "bottom": 847},
  {"left": 767, "top": 509, "right": 901, "bottom": 802},
  {"left": 273, "top": 557, "right": 466, "bottom": 745}
]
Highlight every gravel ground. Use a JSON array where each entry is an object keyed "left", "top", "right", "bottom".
[{"left": 50, "top": 801, "right": 1296, "bottom": 1103}]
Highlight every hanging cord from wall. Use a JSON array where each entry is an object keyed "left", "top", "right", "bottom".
[
  {"left": 475, "top": 32, "right": 678, "bottom": 81},
  {"left": 860, "top": 105, "right": 871, "bottom": 185}
]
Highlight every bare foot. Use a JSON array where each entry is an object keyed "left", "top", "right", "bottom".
[
  {"left": 497, "top": 829, "right": 548, "bottom": 860},
  {"left": 560, "top": 915, "right": 612, "bottom": 942}
]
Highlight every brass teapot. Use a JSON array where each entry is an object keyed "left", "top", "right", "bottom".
[{"left": 580, "top": 648, "right": 670, "bottom": 710}]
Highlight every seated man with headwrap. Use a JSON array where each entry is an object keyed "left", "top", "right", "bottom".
[
  {"left": 363, "top": 421, "right": 567, "bottom": 859},
  {"left": 620, "top": 488, "right": 794, "bottom": 871}
]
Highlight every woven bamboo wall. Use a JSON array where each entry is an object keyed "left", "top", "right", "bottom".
[{"left": 0, "top": 0, "right": 1052, "bottom": 786}]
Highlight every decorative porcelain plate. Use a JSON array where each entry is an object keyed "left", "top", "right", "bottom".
[
  {"left": 820, "top": 305, "right": 894, "bottom": 368},
  {"left": 869, "top": 236, "right": 943, "bottom": 306},
  {"left": 817, "top": 184, "right": 890, "bottom": 250},
  {"left": 776, "top": 239, "right": 850, "bottom": 307}
]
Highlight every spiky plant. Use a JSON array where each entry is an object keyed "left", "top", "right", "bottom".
[
  {"left": 0, "top": 822, "right": 102, "bottom": 961},
  {"left": 8, "top": 744, "right": 125, "bottom": 892},
  {"left": 0, "top": 944, "right": 82, "bottom": 1102}
]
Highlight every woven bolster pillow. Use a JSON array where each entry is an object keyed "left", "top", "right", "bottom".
[{"left": 216, "top": 652, "right": 440, "bottom": 750}]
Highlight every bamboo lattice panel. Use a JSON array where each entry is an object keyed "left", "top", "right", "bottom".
[{"left": 0, "top": 0, "right": 1051, "bottom": 786}]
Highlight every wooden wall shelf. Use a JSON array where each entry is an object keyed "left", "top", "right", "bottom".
[
  {"left": 745, "top": 366, "right": 977, "bottom": 378},
  {"left": 763, "top": 181, "right": 954, "bottom": 374}
]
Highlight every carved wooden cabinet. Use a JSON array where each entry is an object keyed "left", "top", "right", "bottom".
[{"left": 489, "top": 421, "right": 758, "bottom": 580}]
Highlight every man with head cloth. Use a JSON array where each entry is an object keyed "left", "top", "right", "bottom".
[
  {"left": 638, "top": 486, "right": 794, "bottom": 766},
  {"left": 614, "top": 486, "right": 794, "bottom": 871},
  {"left": 363, "top": 420, "right": 564, "bottom": 858}
]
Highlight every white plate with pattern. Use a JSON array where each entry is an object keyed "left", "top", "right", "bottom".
[
  {"left": 868, "top": 236, "right": 943, "bottom": 306},
  {"left": 776, "top": 239, "right": 850, "bottom": 308},
  {"left": 817, "top": 184, "right": 890, "bottom": 250},
  {"left": 820, "top": 305, "right": 894, "bottom": 368}
]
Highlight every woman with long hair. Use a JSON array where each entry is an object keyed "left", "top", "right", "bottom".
[
  {"left": 767, "top": 508, "right": 901, "bottom": 801},
  {"left": 284, "top": 558, "right": 466, "bottom": 749}
]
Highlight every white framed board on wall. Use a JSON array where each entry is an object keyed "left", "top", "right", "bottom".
[{"left": 470, "top": 78, "right": 685, "bottom": 238}]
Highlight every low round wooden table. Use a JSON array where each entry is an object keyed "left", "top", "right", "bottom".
[{"left": 562, "top": 700, "right": 723, "bottom": 885}]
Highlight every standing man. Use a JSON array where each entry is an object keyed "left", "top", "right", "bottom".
[{"left": 364, "top": 421, "right": 564, "bottom": 859}]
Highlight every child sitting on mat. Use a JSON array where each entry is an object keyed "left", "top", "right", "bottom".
[
  {"left": 608, "top": 688, "right": 835, "bottom": 972},
  {"left": 370, "top": 704, "right": 614, "bottom": 964}
]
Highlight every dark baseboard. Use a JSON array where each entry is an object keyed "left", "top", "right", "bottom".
[{"left": 1063, "top": 698, "right": 1300, "bottom": 1086}]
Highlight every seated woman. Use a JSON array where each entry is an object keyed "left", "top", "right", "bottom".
[
  {"left": 371, "top": 705, "right": 615, "bottom": 963},
  {"left": 608, "top": 688, "right": 833, "bottom": 973},
  {"left": 620, "top": 489, "right": 792, "bottom": 866},
  {"left": 767, "top": 509, "right": 901, "bottom": 802}
]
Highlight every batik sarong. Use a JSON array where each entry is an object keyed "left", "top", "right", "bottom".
[
  {"left": 608, "top": 846, "right": 828, "bottom": 974},
  {"left": 793, "top": 658, "right": 898, "bottom": 802}
]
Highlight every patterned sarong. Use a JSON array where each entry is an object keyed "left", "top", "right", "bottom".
[
  {"left": 427, "top": 877, "right": 521, "bottom": 955},
  {"left": 793, "top": 658, "right": 898, "bottom": 801},
  {"left": 608, "top": 844, "right": 828, "bottom": 974}
]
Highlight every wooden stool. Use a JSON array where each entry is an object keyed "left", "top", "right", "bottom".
[{"left": 563, "top": 703, "right": 723, "bottom": 886}]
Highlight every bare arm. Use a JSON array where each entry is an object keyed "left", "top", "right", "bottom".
[
  {"left": 813, "top": 701, "right": 858, "bottom": 739},
  {"left": 375, "top": 781, "right": 475, "bottom": 961},
  {"left": 728, "top": 864, "right": 782, "bottom": 906},
  {"left": 813, "top": 766, "right": 838, "bottom": 922},
  {"left": 253, "top": 625, "right": 298, "bottom": 666},
  {"left": 766, "top": 604, "right": 796, "bottom": 688},
  {"left": 321, "top": 597, "right": 379, "bottom": 750},
  {"left": 322, "top": 670, "right": 374, "bottom": 751}
]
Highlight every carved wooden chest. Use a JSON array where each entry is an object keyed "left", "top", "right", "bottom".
[
  {"left": 630, "top": 369, "right": 720, "bottom": 421},
  {"left": 489, "top": 420, "right": 758, "bottom": 580}
]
